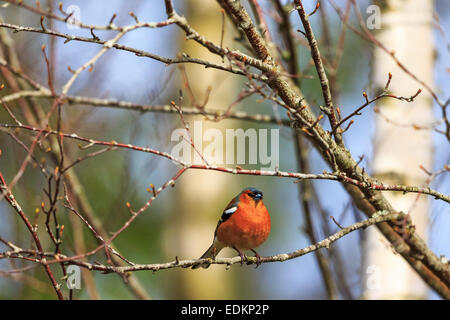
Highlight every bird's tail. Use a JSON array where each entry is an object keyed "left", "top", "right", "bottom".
[{"left": 192, "top": 239, "right": 224, "bottom": 269}]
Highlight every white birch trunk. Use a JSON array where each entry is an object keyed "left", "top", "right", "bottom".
[
  {"left": 364, "top": 0, "right": 435, "bottom": 299},
  {"left": 162, "top": 0, "right": 237, "bottom": 299}
]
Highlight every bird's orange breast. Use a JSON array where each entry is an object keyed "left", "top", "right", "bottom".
[{"left": 216, "top": 200, "right": 271, "bottom": 250}]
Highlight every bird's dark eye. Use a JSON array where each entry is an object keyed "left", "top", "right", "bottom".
[{"left": 248, "top": 191, "right": 262, "bottom": 200}]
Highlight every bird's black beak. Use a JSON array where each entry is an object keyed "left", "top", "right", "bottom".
[{"left": 254, "top": 193, "right": 262, "bottom": 207}]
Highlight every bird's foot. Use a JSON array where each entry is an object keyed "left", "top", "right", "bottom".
[
  {"left": 249, "top": 249, "right": 262, "bottom": 268},
  {"left": 233, "top": 247, "right": 248, "bottom": 266}
]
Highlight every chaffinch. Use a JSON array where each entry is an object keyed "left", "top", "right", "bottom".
[{"left": 192, "top": 187, "right": 271, "bottom": 269}]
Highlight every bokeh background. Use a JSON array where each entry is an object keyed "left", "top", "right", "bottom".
[{"left": 0, "top": 0, "right": 449, "bottom": 299}]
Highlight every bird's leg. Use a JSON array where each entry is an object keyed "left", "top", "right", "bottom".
[
  {"left": 233, "top": 247, "right": 247, "bottom": 266},
  {"left": 250, "top": 249, "right": 262, "bottom": 268}
]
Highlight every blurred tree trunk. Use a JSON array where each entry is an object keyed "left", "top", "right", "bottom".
[
  {"left": 364, "top": 0, "right": 434, "bottom": 299},
  {"left": 163, "top": 0, "right": 237, "bottom": 299}
]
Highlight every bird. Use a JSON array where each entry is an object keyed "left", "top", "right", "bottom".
[{"left": 192, "top": 187, "right": 271, "bottom": 269}]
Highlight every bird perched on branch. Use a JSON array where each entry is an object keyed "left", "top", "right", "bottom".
[{"left": 192, "top": 187, "right": 271, "bottom": 269}]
